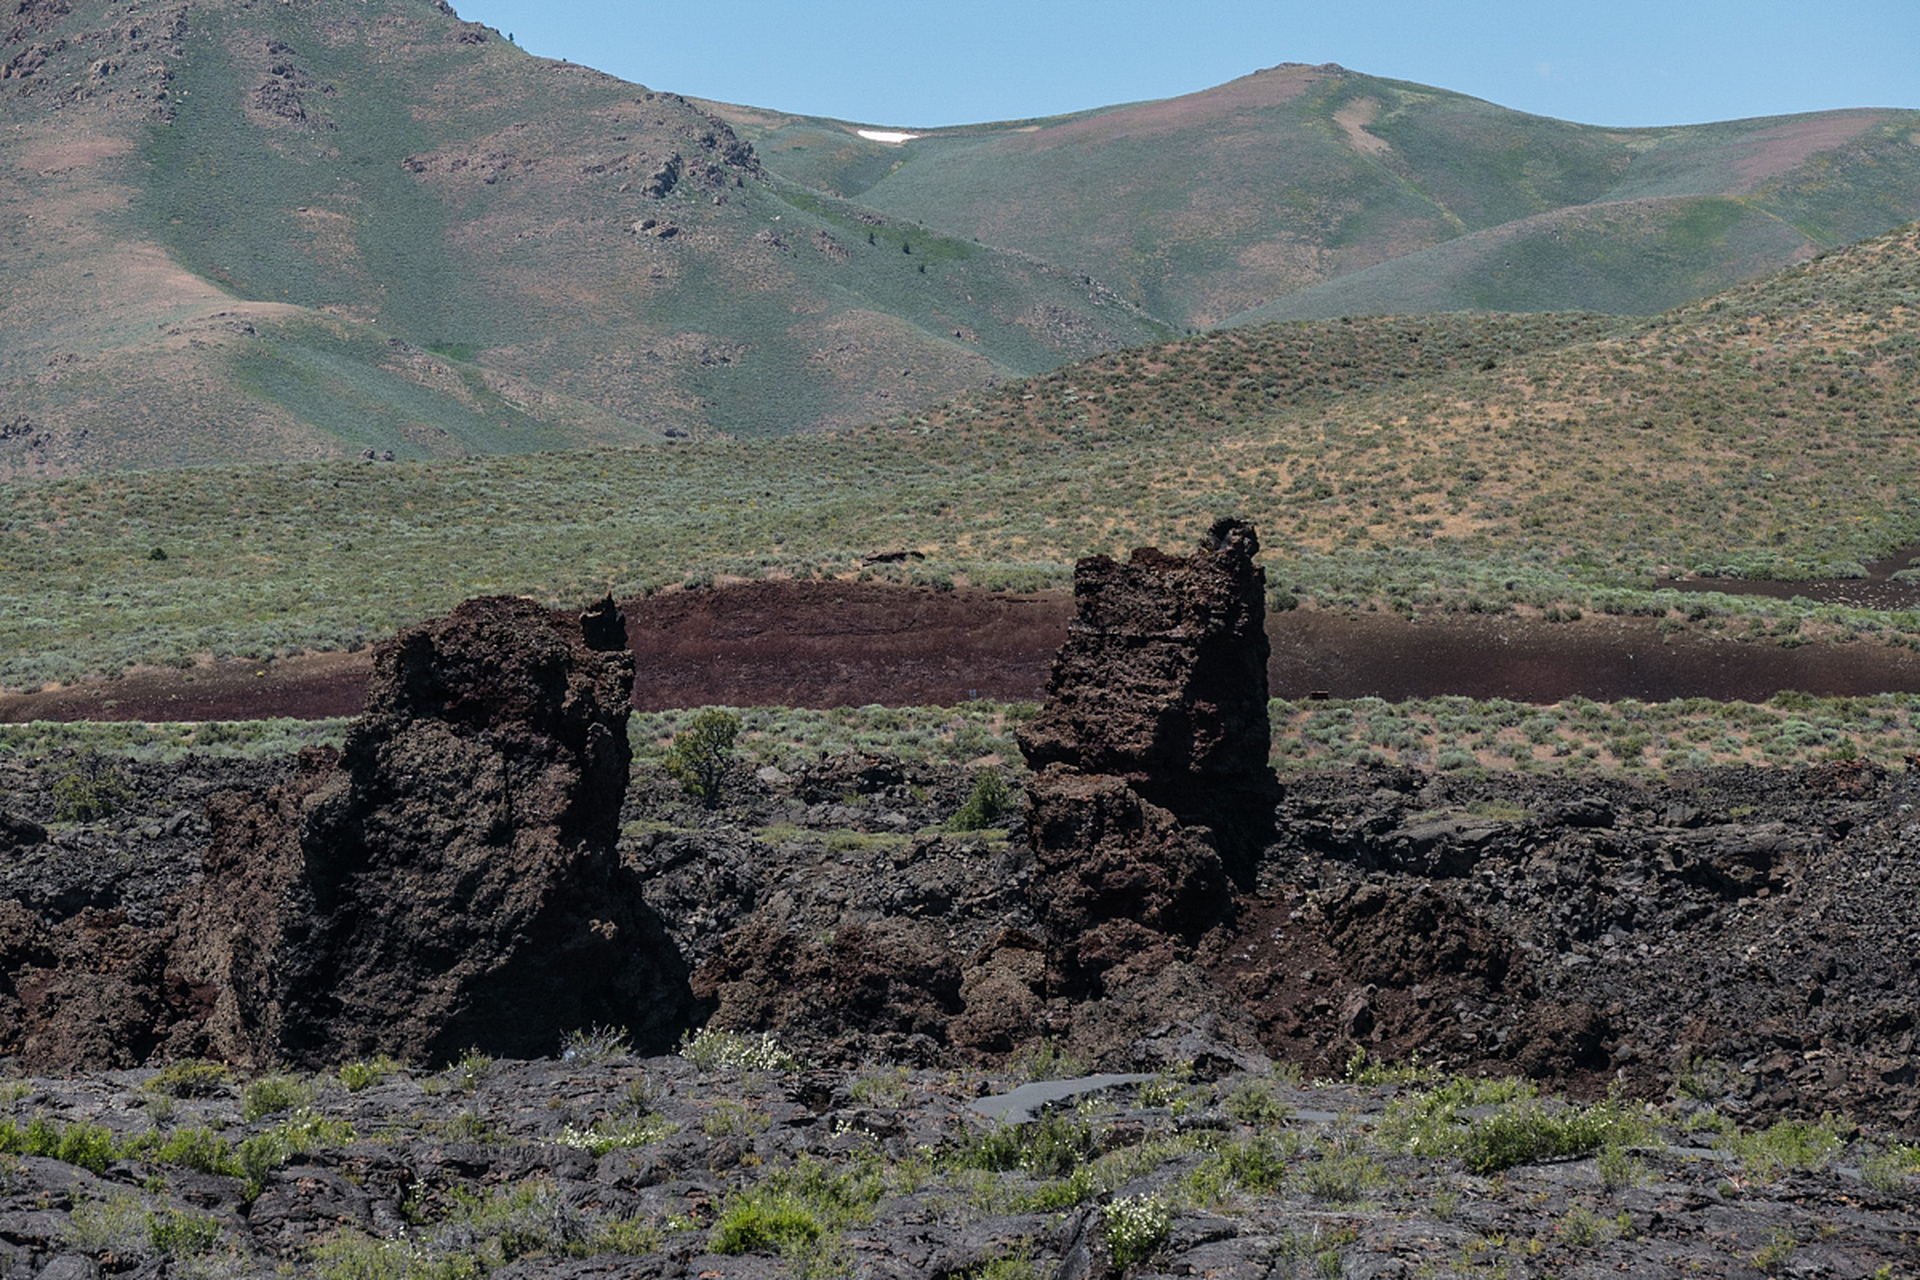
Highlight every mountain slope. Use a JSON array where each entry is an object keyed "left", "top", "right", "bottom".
[
  {"left": 10, "top": 3, "right": 1920, "bottom": 478},
  {"left": 717, "top": 66, "right": 1920, "bottom": 329},
  {"left": 0, "top": 0, "right": 1168, "bottom": 474}
]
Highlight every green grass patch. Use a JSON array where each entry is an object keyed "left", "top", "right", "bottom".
[{"left": 1377, "top": 1077, "right": 1652, "bottom": 1174}]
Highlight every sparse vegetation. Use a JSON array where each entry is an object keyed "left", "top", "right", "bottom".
[
  {"left": 338, "top": 1055, "right": 406, "bottom": 1092},
  {"left": 1102, "top": 1194, "right": 1171, "bottom": 1268},
  {"left": 1377, "top": 1077, "right": 1651, "bottom": 1174},
  {"left": 949, "top": 767, "right": 1013, "bottom": 830},
  {"left": 1861, "top": 1143, "right": 1920, "bottom": 1191},
  {"left": 559, "top": 1025, "right": 632, "bottom": 1064},
  {"left": 0, "top": 1117, "right": 117, "bottom": 1174},
  {"left": 49, "top": 756, "right": 136, "bottom": 822},
  {"left": 448, "top": 1049, "right": 495, "bottom": 1095},
  {"left": 552, "top": 1114, "right": 674, "bottom": 1156},
  {"left": 145, "top": 1208, "right": 224, "bottom": 1258},
  {"left": 1272, "top": 690, "right": 1920, "bottom": 775},
  {"left": 1720, "top": 1115, "right": 1851, "bottom": 1179},
  {"left": 145, "top": 1060, "right": 232, "bottom": 1099},
  {"left": 1008, "top": 1038, "right": 1088, "bottom": 1082},
  {"left": 12, "top": 225, "right": 1920, "bottom": 691},
  {"left": 679, "top": 1028, "right": 802, "bottom": 1074},
  {"left": 241, "top": 1073, "right": 316, "bottom": 1122},
  {"left": 848, "top": 1064, "right": 912, "bottom": 1107},
  {"left": 9, "top": 1053, "right": 1918, "bottom": 1276}
]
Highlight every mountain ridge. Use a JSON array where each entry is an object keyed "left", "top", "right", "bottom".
[
  {"left": 7, "top": 1, "right": 1920, "bottom": 475},
  {"left": 1, "top": 0, "right": 1169, "bottom": 474},
  {"left": 716, "top": 65, "right": 1920, "bottom": 329}
]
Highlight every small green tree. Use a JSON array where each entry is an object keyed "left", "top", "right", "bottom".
[
  {"left": 664, "top": 710, "right": 741, "bottom": 807},
  {"left": 949, "top": 767, "right": 1011, "bottom": 831},
  {"left": 52, "top": 754, "right": 136, "bottom": 823}
]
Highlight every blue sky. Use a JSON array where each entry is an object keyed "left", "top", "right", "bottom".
[{"left": 454, "top": 0, "right": 1920, "bottom": 130}]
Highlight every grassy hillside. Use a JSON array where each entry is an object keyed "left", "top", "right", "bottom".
[
  {"left": 718, "top": 69, "right": 1920, "bottom": 329},
  {"left": 10, "top": 8, "right": 1919, "bottom": 475},
  {"left": 1229, "top": 197, "right": 1812, "bottom": 323},
  {"left": 6, "top": 224, "right": 1920, "bottom": 689},
  {"left": 0, "top": 0, "right": 1168, "bottom": 473}
]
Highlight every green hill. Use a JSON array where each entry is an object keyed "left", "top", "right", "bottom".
[
  {"left": 8, "top": 222, "right": 1920, "bottom": 688},
  {"left": 0, "top": 0, "right": 1169, "bottom": 473},
  {"left": 719, "top": 67, "right": 1920, "bottom": 329},
  {"left": 9, "top": 4, "right": 1920, "bottom": 478}
]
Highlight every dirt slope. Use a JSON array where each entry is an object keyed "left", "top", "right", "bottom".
[{"left": 5, "top": 582, "right": 1920, "bottom": 723}]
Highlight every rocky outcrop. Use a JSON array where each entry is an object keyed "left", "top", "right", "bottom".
[
  {"left": 641, "top": 151, "right": 682, "bottom": 198},
  {"left": 690, "top": 917, "right": 964, "bottom": 1062},
  {"left": 1019, "top": 519, "right": 1281, "bottom": 996},
  {"left": 0, "top": 810, "right": 46, "bottom": 851},
  {"left": 1019, "top": 517, "right": 1279, "bottom": 875},
  {"left": 1022, "top": 769, "right": 1230, "bottom": 997},
  {"left": 166, "top": 595, "right": 694, "bottom": 1067}
]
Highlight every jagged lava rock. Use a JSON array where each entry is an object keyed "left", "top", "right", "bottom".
[
  {"left": 1021, "top": 768, "right": 1230, "bottom": 996},
  {"left": 169, "top": 595, "right": 693, "bottom": 1067},
  {"left": 1018, "top": 517, "right": 1279, "bottom": 875},
  {"left": 1019, "top": 519, "right": 1281, "bottom": 997}
]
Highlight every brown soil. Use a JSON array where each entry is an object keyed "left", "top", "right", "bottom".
[
  {"left": 1267, "top": 607, "right": 1920, "bottom": 702},
  {"left": 0, "top": 650, "right": 375, "bottom": 724},
  {"left": 624, "top": 579, "right": 1067, "bottom": 710},
  {"left": 6, "top": 581, "right": 1920, "bottom": 724}
]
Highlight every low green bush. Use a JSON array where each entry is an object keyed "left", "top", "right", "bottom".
[
  {"left": 709, "top": 1194, "right": 823, "bottom": 1255},
  {"left": 664, "top": 709, "right": 741, "bottom": 807},
  {"left": 679, "top": 1028, "right": 801, "bottom": 1073},
  {"left": 1103, "top": 1194, "right": 1170, "bottom": 1268},
  {"left": 50, "top": 759, "right": 135, "bottom": 822},
  {"left": 145, "top": 1060, "right": 231, "bottom": 1099},
  {"left": 1721, "top": 1115, "right": 1850, "bottom": 1178},
  {"left": 138, "top": 1126, "right": 237, "bottom": 1177},
  {"left": 949, "top": 768, "right": 1013, "bottom": 831},
  {"left": 954, "top": 1111, "right": 1097, "bottom": 1179},
  {"left": 559, "top": 1025, "right": 632, "bottom": 1064},
  {"left": 147, "top": 1208, "right": 224, "bottom": 1257},
  {"left": 0, "top": 1117, "right": 116, "bottom": 1174},
  {"left": 242, "top": 1073, "right": 315, "bottom": 1122},
  {"left": 1378, "top": 1076, "right": 1649, "bottom": 1174},
  {"left": 338, "top": 1055, "right": 405, "bottom": 1092}
]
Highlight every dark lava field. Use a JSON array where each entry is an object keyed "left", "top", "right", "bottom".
[{"left": 2, "top": 535, "right": 1919, "bottom": 1278}]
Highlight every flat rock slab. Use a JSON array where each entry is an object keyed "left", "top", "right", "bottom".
[{"left": 969, "top": 1073, "right": 1154, "bottom": 1123}]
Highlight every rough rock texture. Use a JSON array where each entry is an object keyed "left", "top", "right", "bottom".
[
  {"left": 0, "top": 811, "right": 46, "bottom": 851},
  {"left": 3, "top": 1055, "right": 1919, "bottom": 1280},
  {"left": 167, "top": 595, "right": 694, "bottom": 1067},
  {"left": 6, "top": 728, "right": 1920, "bottom": 1132},
  {"left": 690, "top": 916, "right": 964, "bottom": 1061},
  {"left": 1018, "top": 519, "right": 1281, "bottom": 996},
  {"left": 1019, "top": 516, "right": 1279, "bottom": 876},
  {"left": 2, "top": 903, "right": 178, "bottom": 1071},
  {"left": 1022, "top": 768, "right": 1230, "bottom": 997},
  {"left": 0, "top": 751, "right": 280, "bottom": 1069}
]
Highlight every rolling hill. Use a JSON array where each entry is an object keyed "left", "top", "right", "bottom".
[
  {"left": 718, "top": 65, "right": 1920, "bottom": 330},
  {"left": 0, "top": 0, "right": 1168, "bottom": 474},
  {"left": 7, "top": 220, "right": 1920, "bottom": 690},
  {"left": 7, "top": 2, "right": 1920, "bottom": 476}
]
